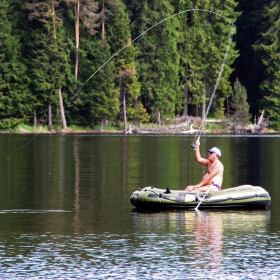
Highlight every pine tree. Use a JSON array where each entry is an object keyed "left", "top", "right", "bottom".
[
  {"left": 0, "top": 0, "right": 32, "bottom": 128},
  {"left": 64, "top": 0, "right": 99, "bottom": 89},
  {"left": 127, "top": 102, "right": 149, "bottom": 127},
  {"left": 176, "top": 2, "right": 209, "bottom": 117},
  {"left": 74, "top": 35, "right": 118, "bottom": 128},
  {"left": 25, "top": 0, "right": 73, "bottom": 129},
  {"left": 230, "top": 78, "right": 251, "bottom": 127},
  {"left": 174, "top": 0, "right": 239, "bottom": 119},
  {"left": 126, "top": 0, "right": 180, "bottom": 126},
  {"left": 256, "top": 1, "right": 280, "bottom": 129},
  {"left": 208, "top": 0, "right": 239, "bottom": 119},
  {"left": 234, "top": 0, "right": 268, "bottom": 116},
  {"left": 108, "top": 0, "right": 140, "bottom": 130}
]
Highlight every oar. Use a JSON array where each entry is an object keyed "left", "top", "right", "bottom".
[{"left": 195, "top": 182, "right": 214, "bottom": 211}]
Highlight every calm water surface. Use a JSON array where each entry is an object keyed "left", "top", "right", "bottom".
[{"left": 0, "top": 134, "right": 279, "bottom": 279}]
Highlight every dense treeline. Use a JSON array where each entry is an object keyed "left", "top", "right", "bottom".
[{"left": 0, "top": 0, "right": 279, "bottom": 130}]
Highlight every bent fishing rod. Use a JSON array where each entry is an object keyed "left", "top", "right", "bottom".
[
  {"left": 191, "top": 24, "right": 235, "bottom": 149},
  {"left": 7, "top": 9, "right": 235, "bottom": 160},
  {"left": 72, "top": 8, "right": 236, "bottom": 101}
]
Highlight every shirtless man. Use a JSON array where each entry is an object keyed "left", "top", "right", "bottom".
[{"left": 184, "top": 138, "right": 224, "bottom": 192}]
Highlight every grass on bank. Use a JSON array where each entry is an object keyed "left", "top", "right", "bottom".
[
  {"left": 0, "top": 122, "right": 231, "bottom": 134},
  {"left": 2, "top": 123, "right": 125, "bottom": 133},
  {"left": 8, "top": 122, "right": 224, "bottom": 133},
  {"left": 1, "top": 118, "right": 272, "bottom": 134},
  {"left": 204, "top": 122, "right": 229, "bottom": 133}
]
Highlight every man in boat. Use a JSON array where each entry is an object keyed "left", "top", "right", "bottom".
[{"left": 184, "top": 138, "right": 224, "bottom": 192}]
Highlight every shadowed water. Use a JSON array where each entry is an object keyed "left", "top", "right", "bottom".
[{"left": 0, "top": 134, "right": 279, "bottom": 279}]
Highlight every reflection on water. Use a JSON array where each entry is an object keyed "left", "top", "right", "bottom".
[
  {"left": 0, "top": 210, "right": 277, "bottom": 279},
  {"left": 0, "top": 135, "right": 280, "bottom": 279},
  {"left": 0, "top": 209, "right": 71, "bottom": 213},
  {"left": 194, "top": 212, "right": 223, "bottom": 269},
  {"left": 131, "top": 209, "right": 270, "bottom": 235},
  {"left": 129, "top": 209, "right": 275, "bottom": 278},
  {"left": 0, "top": 209, "right": 277, "bottom": 278}
]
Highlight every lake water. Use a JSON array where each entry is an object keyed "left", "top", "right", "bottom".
[{"left": 0, "top": 134, "right": 279, "bottom": 279}]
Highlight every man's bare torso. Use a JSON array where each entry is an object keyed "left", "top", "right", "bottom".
[{"left": 203, "top": 160, "right": 224, "bottom": 186}]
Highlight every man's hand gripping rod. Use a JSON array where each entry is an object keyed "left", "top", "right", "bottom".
[{"left": 191, "top": 136, "right": 200, "bottom": 150}]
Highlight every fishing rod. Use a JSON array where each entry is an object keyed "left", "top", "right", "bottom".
[
  {"left": 7, "top": 9, "right": 236, "bottom": 160},
  {"left": 191, "top": 23, "right": 236, "bottom": 149},
  {"left": 72, "top": 8, "right": 236, "bottom": 100},
  {"left": 195, "top": 182, "right": 214, "bottom": 211}
]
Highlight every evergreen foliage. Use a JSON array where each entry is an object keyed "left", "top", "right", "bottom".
[
  {"left": 24, "top": 0, "right": 74, "bottom": 126},
  {"left": 230, "top": 78, "right": 251, "bottom": 126},
  {"left": 256, "top": 1, "right": 280, "bottom": 129},
  {"left": 108, "top": 0, "right": 140, "bottom": 129},
  {"left": 234, "top": 0, "right": 267, "bottom": 115},
  {"left": 0, "top": 0, "right": 31, "bottom": 124},
  {"left": 0, "top": 1, "right": 280, "bottom": 130},
  {"left": 127, "top": 0, "right": 180, "bottom": 125},
  {"left": 78, "top": 37, "right": 119, "bottom": 127},
  {"left": 176, "top": 0, "right": 239, "bottom": 119}
]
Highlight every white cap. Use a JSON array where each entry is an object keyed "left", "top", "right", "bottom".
[{"left": 208, "top": 147, "right": 221, "bottom": 157}]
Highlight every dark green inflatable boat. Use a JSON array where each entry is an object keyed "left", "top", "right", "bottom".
[{"left": 130, "top": 185, "right": 271, "bottom": 210}]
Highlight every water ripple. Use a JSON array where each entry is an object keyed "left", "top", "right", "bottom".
[
  {"left": 0, "top": 209, "right": 71, "bottom": 214},
  {"left": 0, "top": 232, "right": 280, "bottom": 279}
]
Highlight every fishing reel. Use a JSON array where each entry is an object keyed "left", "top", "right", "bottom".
[
  {"left": 191, "top": 143, "right": 196, "bottom": 149},
  {"left": 191, "top": 136, "right": 200, "bottom": 149}
]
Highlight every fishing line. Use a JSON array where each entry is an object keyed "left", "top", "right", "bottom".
[
  {"left": 7, "top": 9, "right": 235, "bottom": 160},
  {"left": 71, "top": 8, "right": 236, "bottom": 100},
  {"left": 191, "top": 23, "right": 236, "bottom": 148},
  {"left": 6, "top": 134, "right": 38, "bottom": 160}
]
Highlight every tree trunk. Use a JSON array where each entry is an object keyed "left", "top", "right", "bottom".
[
  {"left": 34, "top": 109, "right": 37, "bottom": 127},
  {"left": 100, "top": 118, "right": 104, "bottom": 133},
  {"left": 59, "top": 88, "right": 67, "bottom": 130},
  {"left": 183, "top": 64, "right": 189, "bottom": 117},
  {"left": 183, "top": 84, "right": 189, "bottom": 117},
  {"left": 75, "top": 0, "right": 80, "bottom": 88},
  {"left": 202, "top": 93, "right": 206, "bottom": 119},
  {"left": 51, "top": 0, "right": 56, "bottom": 39},
  {"left": 157, "top": 111, "right": 161, "bottom": 127},
  {"left": 123, "top": 93, "right": 127, "bottom": 131},
  {"left": 48, "top": 104, "right": 52, "bottom": 131},
  {"left": 101, "top": 0, "right": 105, "bottom": 41},
  {"left": 202, "top": 73, "right": 206, "bottom": 119},
  {"left": 227, "top": 97, "right": 229, "bottom": 118}
]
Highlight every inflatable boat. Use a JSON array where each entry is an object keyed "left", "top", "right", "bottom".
[{"left": 130, "top": 185, "right": 271, "bottom": 210}]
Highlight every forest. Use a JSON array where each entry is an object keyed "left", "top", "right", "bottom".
[{"left": 0, "top": 0, "right": 279, "bottom": 131}]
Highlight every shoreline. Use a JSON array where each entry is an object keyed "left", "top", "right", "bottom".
[
  {"left": 1, "top": 115, "right": 274, "bottom": 135},
  {"left": 0, "top": 128, "right": 277, "bottom": 135}
]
